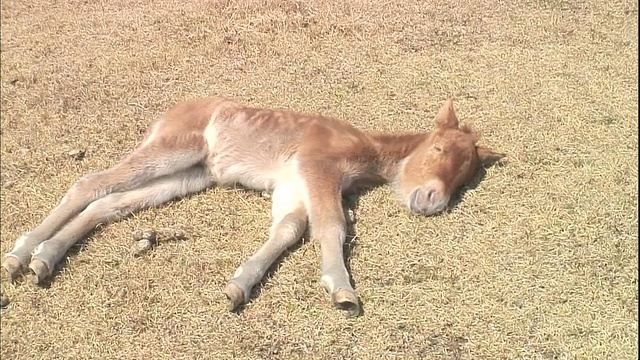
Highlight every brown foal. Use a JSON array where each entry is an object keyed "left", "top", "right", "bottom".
[{"left": 3, "top": 97, "right": 504, "bottom": 316}]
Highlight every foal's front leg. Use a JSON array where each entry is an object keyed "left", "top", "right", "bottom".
[
  {"left": 224, "top": 183, "right": 308, "bottom": 311},
  {"left": 304, "top": 169, "right": 361, "bottom": 316}
]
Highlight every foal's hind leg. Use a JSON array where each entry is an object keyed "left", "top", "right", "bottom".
[
  {"left": 224, "top": 182, "right": 308, "bottom": 311},
  {"left": 3, "top": 138, "right": 207, "bottom": 280},
  {"left": 28, "top": 165, "right": 214, "bottom": 284}
]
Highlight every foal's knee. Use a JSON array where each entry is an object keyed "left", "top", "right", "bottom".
[{"left": 67, "top": 172, "right": 105, "bottom": 199}]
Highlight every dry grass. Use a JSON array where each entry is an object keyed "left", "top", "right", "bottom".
[{"left": 1, "top": 0, "right": 637, "bottom": 359}]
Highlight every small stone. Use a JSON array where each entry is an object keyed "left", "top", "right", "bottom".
[
  {"left": 1, "top": 295, "right": 9, "bottom": 308},
  {"left": 174, "top": 230, "right": 186, "bottom": 240},
  {"left": 158, "top": 228, "right": 187, "bottom": 240},
  {"left": 3, "top": 180, "right": 16, "bottom": 189},
  {"left": 131, "top": 239, "right": 153, "bottom": 257},
  {"left": 117, "top": 288, "right": 128, "bottom": 299},
  {"left": 68, "top": 149, "right": 86, "bottom": 161},
  {"left": 132, "top": 229, "right": 144, "bottom": 241},
  {"left": 132, "top": 229, "right": 156, "bottom": 243}
]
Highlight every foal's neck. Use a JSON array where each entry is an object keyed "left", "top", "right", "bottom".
[{"left": 367, "top": 131, "right": 429, "bottom": 182}]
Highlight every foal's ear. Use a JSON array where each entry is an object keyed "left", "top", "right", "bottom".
[
  {"left": 434, "top": 98, "right": 459, "bottom": 129},
  {"left": 477, "top": 146, "right": 506, "bottom": 167}
]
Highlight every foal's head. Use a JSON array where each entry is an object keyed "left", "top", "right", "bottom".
[{"left": 398, "top": 99, "right": 505, "bottom": 215}]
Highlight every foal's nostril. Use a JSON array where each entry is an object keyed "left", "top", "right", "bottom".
[
  {"left": 410, "top": 187, "right": 437, "bottom": 213},
  {"left": 425, "top": 188, "right": 436, "bottom": 202}
]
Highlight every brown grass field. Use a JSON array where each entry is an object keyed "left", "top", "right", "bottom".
[{"left": 1, "top": 0, "right": 637, "bottom": 359}]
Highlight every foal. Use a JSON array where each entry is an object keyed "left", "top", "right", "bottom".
[{"left": 2, "top": 98, "right": 504, "bottom": 315}]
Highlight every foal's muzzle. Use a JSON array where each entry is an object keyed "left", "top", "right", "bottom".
[{"left": 409, "top": 182, "right": 449, "bottom": 216}]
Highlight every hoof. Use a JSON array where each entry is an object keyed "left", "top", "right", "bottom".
[
  {"left": 2, "top": 256, "right": 24, "bottom": 282},
  {"left": 331, "top": 289, "right": 361, "bottom": 317},
  {"left": 28, "top": 259, "right": 50, "bottom": 285},
  {"left": 223, "top": 281, "right": 246, "bottom": 312}
]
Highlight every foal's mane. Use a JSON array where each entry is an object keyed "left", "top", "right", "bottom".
[{"left": 459, "top": 123, "right": 480, "bottom": 143}]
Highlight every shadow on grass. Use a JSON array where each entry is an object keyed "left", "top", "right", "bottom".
[
  {"left": 448, "top": 160, "right": 507, "bottom": 211},
  {"left": 448, "top": 167, "right": 488, "bottom": 210}
]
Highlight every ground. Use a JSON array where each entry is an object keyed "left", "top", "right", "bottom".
[{"left": 0, "top": 0, "right": 637, "bottom": 359}]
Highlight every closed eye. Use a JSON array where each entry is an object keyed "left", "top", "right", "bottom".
[{"left": 433, "top": 145, "right": 442, "bottom": 152}]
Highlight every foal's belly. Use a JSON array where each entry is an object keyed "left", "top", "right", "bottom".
[
  {"left": 204, "top": 117, "right": 302, "bottom": 192},
  {"left": 207, "top": 156, "right": 286, "bottom": 191}
]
